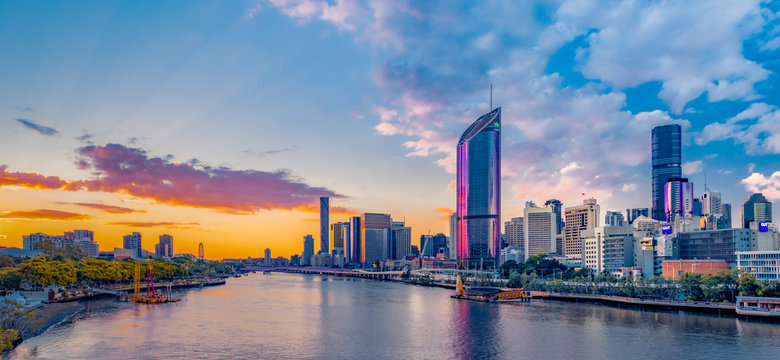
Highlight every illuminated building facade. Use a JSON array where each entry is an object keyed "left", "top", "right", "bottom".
[{"left": 457, "top": 108, "right": 501, "bottom": 269}]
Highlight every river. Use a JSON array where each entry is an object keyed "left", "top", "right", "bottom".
[{"left": 7, "top": 273, "right": 780, "bottom": 359}]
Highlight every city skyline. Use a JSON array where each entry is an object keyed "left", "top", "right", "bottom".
[{"left": 1, "top": 1, "right": 779, "bottom": 259}]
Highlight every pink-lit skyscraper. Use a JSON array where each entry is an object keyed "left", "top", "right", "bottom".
[{"left": 456, "top": 107, "right": 501, "bottom": 269}]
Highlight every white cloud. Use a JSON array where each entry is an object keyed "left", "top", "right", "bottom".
[
  {"left": 554, "top": 0, "right": 770, "bottom": 113},
  {"left": 682, "top": 160, "right": 703, "bottom": 176},
  {"left": 697, "top": 103, "right": 780, "bottom": 154},
  {"left": 741, "top": 171, "right": 780, "bottom": 201},
  {"left": 263, "top": 0, "right": 776, "bottom": 205}
]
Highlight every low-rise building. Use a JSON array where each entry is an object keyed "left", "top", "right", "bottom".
[
  {"left": 662, "top": 259, "right": 730, "bottom": 279},
  {"left": 736, "top": 251, "right": 780, "bottom": 281}
]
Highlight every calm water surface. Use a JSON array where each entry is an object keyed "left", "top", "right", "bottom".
[{"left": 8, "top": 273, "right": 780, "bottom": 359}]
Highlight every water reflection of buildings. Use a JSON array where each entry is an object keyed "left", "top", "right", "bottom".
[{"left": 452, "top": 300, "right": 501, "bottom": 358}]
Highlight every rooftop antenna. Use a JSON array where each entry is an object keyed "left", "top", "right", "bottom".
[
  {"left": 704, "top": 172, "right": 708, "bottom": 191},
  {"left": 490, "top": 83, "right": 493, "bottom": 110}
]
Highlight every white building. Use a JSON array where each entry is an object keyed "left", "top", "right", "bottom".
[
  {"left": 582, "top": 226, "right": 635, "bottom": 274},
  {"left": 737, "top": 251, "right": 780, "bottom": 281},
  {"left": 499, "top": 246, "right": 524, "bottom": 265},
  {"left": 524, "top": 202, "right": 556, "bottom": 260},
  {"left": 504, "top": 217, "right": 524, "bottom": 253},
  {"left": 563, "top": 199, "right": 600, "bottom": 259}
]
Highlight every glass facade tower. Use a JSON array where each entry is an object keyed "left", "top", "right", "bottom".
[
  {"left": 457, "top": 107, "right": 501, "bottom": 269},
  {"left": 651, "top": 124, "right": 682, "bottom": 221}
]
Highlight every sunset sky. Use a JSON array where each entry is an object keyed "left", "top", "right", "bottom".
[{"left": 1, "top": 0, "right": 779, "bottom": 259}]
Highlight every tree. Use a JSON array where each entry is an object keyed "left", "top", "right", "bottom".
[
  {"left": 33, "top": 240, "right": 57, "bottom": 257},
  {"left": 499, "top": 260, "right": 521, "bottom": 278},
  {"left": 679, "top": 273, "right": 705, "bottom": 301},
  {"left": 19, "top": 256, "right": 77, "bottom": 288},
  {"left": 737, "top": 273, "right": 759, "bottom": 297},
  {"left": 0, "top": 256, "right": 16, "bottom": 269},
  {"left": 507, "top": 273, "right": 523, "bottom": 288}
]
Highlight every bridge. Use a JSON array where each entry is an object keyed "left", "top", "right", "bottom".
[{"left": 242, "top": 267, "right": 403, "bottom": 280}]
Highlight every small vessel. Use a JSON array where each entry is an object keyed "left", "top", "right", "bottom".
[{"left": 128, "top": 259, "right": 181, "bottom": 304}]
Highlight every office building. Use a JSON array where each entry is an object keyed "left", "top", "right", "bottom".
[
  {"left": 605, "top": 211, "right": 624, "bottom": 227},
  {"left": 155, "top": 234, "right": 173, "bottom": 258},
  {"left": 662, "top": 259, "right": 730, "bottom": 279},
  {"left": 664, "top": 177, "right": 693, "bottom": 222},
  {"left": 544, "top": 199, "right": 563, "bottom": 234},
  {"left": 736, "top": 251, "right": 780, "bottom": 281},
  {"left": 563, "top": 198, "right": 600, "bottom": 259},
  {"left": 302, "top": 235, "right": 314, "bottom": 266},
  {"left": 702, "top": 190, "right": 722, "bottom": 217},
  {"left": 742, "top": 193, "right": 772, "bottom": 229},
  {"left": 524, "top": 202, "right": 556, "bottom": 259},
  {"left": 320, "top": 197, "right": 329, "bottom": 254},
  {"left": 456, "top": 107, "right": 501, "bottom": 269},
  {"left": 331, "top": 222, "right": 350, "bottom": 262},
  {"left": 123, "top": 232, "right": 142, "bottom": 258},
  {"left": 692, "top": 198, "right": 703, "bottom": 216},
  {"left": 332, "top": 248, "right": 344, "bottom": 267},
  {"left": 652, "top": 124, "right": 682, "bottom": 221},
  {"left": 264, "top": 248, "right": 271, "bottom": 266},
  {"left": 626, "top": 208, "right": 649, "bottom": 224},
  {"left": 362, "top": 213, "right": 392, "bottom": 263},
  {"left": 349, "top": 216, "right": 362, "bottom": 263},
  {"left": 582, "top": 226, "right": 635, "bottom": 274},
  {"left": 722, "top": 204, "right": 732, "bottom": 228},
  {"left": 449, "top": 212, "right": 457, "bottom": 259},
  {"left": 504, "top": 217, "right": 524, "bottom": 255},
  {"left": 500, "top": 246, "right": 524, "bottom": 265},
  {"left": 393, "top": 225, "right": 412, "bottom": 260},
  {"left": 677, "top": 228, "right": 752, "bottom": 266}
]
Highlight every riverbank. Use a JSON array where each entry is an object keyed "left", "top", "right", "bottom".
[{"left": 2, "top": 277, "right": 228, "bottom": 354}]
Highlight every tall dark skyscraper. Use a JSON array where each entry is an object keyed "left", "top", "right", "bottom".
[
  {"left": 544, "top": 199, "right": 563, "bottom": 234},
  {"left": 457, "top": 107, "right": 501, "bottom": 269},
  {"left": 320, "top": 197, "right": 329, "bottom": 254},
  {"left": 651, "top": 124, "right": 682, "bottom": 221},
  {"left": 349, "top": 216, "right": 362, "bottom": 263},
  {"left": 302, "top": 235, "right": 314, "bottom": 266}
]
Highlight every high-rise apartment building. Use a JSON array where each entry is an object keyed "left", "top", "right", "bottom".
[
  {"left": 123, "top": 232, "right": 142, "bottom": 258},
  {"left": 331, "top": 222, "right": 350, "bottom": 262},
  {"left": 664, "top": 177, "right": 693, "bottom": 222},
  {"left": 456, "top": 108, "right": 501, "bottom": 269},
  {"left": 651, "top": 124, "right": 682, "bottom": 221},
  {"left": 544, "top": 199, "right": 563, "bottom": 234},
  {"left": 722, "top": 204, "right": 732, "bottom": 228},
  {"left": 563, "top": 198, "right": 600, "bottom": 259},
  {"left": 582, "top": 226, "right": 635, "bottom": 274},
  {"left": 742, "top": 193, "right": 772, "bottom": 229},
  {"left": 320, "top": 197, "right": 329, "bottom": 254},
  {"left": 524, "top": 202, "right": 556, "bottom": 260},
  {"left": 264, "top": 248, "right": 271, "bottom": 266}
]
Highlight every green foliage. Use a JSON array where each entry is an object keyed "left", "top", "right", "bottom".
[
  {"left": 0, "top": 328, "right": 19, "bottom": 352},
  {"left": 758, "top": 281, "right": 780, "bottom": 297},
  {"left": 0, "top": 255, "right": 17, "bottom": 269},
  {"left": 19, "top": 256, "right": 77, "bottom": 288},
  {"left": 737, "top": 273, "right": 759, "bottom": 297},
  {"left": 507, "top": 273, "right": 523, "bottom": 288},
  {"left": 678, "top": 273, "right": 705, "bottom": 301},
  {"left": 0, "top": 269, "right": 22, "bottom": 290}
]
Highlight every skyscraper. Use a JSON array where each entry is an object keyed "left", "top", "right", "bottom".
[
  {"left": 449, "top": 212, "right": 457, "bottom": 260},
  {"left": 563, "top": 198, "right": 600, "bottom": 259},
  {"left": 544, "top": 199, "right": 563, "bottom": 234},
  {"left": 702, "top": 190, "right": 722, "bottom": 216},
  {"left": 456, "top": 107, "right": 501, "bottom": 269},
  {"left": 664, "top": 177, "right": 693, "bottom": 222},
  {"left": 722, "top": 204, "right": 732, "bottom": 228},
  {"left": 605, "top": 211, "right": 624, "bottom": 227},
  {"left": 651, "top": 124, "right": 682, "bottom": 221},
  {"left": 524, "top": 202, "right": 556, "bottom": 260},
  {"left": 393, "top": 225, "right": 412, "bottom": 260},
  {"left": 626, "top": 208, "right": 649, "bottom": 224},
  {"left": 362, "top": 213, "right": 392, "bottom": 264},
  {"left": 123, "top": 232, "right": 142, "bottom": 258},
  {"left": 331, "top": 222, "right": 349, "bottom": 262},
  {"left": 742, "top": 193, "right": 772, "bottom": 228},
  {"left": 349, "top": 216, "right": 362, "bottom": 263},
  {"left": 302, "top": 235, "right": 314, "bottom": 266},
  {"left": 264, "top": 248, "right": 271, "bottom": 266},
  {"left": 156, "top": 234, "right": 173, "bottom": 258},
  {"left": 320, "top": 197, "right": 329, "bottom": 254}
]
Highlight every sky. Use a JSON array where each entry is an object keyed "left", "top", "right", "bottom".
[{"left": 0, "top": 0, "right": 779, "bottom": 260}]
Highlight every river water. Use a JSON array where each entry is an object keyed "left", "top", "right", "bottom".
[{"left": 7, "top": 273, "right": 780, "bottom": 359}]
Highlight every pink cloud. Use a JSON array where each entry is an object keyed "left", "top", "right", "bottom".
[
  {"left": 62, "top": 144, "right": 344, "bottom": 213},
  {"left": 0, "top": 209, "right": 90, "bottom": 220},
  {"left": 0, "top": 165, "right": 67, "bottom": 189}
]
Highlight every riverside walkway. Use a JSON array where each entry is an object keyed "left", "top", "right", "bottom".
[
  {"left": 243, "top": 267, "right": 403, "bottom": 280},
  {"left": 543, "top": 292, "right": 736, "bottom": 316}
]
